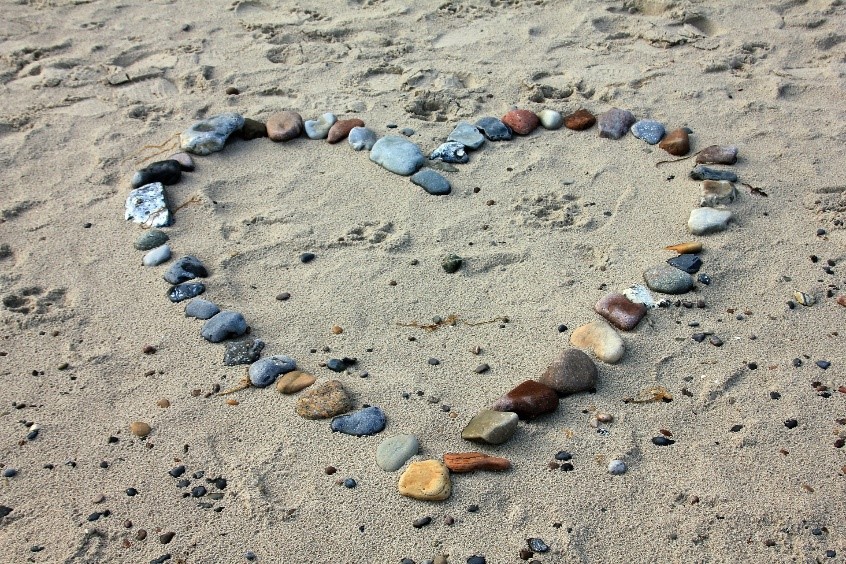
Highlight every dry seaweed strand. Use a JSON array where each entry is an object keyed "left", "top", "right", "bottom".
[
  {"left": 124, "top": 132, "right": 181, "bottom": 166},
  {"left": 218, "top": 376, "right": 251, "bottom": 395},
  {"left": 742, "top": 182, "right": 768, "bottom": 197},
  {"left": 397, "top": 314, "right": 509, "bottom": 332}
]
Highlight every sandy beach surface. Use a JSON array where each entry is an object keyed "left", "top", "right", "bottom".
[{"left": 1, "top": 0, "right": 845, "bottom": 562}]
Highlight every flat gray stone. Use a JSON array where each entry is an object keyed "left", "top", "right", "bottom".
[
  {"left": 185, "top": 298, "right": 220, "bottom": 320},
  {"left": 201, "top": 310, "right": 247, "bottom": 343},
  {"left": 447, "top": 121, "right": 485, "bottom": 150},
  {"left": 411, "top": 169, "right": 451, "bottom": 195},
  {"left": 180, "top": 113, "right": 244, "bottom": 156},
  {"left": 348, "top": 126, "right": 378, "bottom": 151},
  {"left": 461, "top": 409, "right": 518, "bottom": 445},
  {"left": 688, "top": 208, "right": 732, "bottom": 235},
  {"left": 142, "top": 244, "right": 171, "bottom": 267},
  {"left": 369, "top": 136, "right": 425, "bottom": 176},
  {"left": 376, "top": 435, "right": 419, "bottom": 472},
  {"left": 643, "top": 265, "right": 694, "bottom": 294},
  {"left": 248, "top": 355, "right": 296, "bottom": 387}
]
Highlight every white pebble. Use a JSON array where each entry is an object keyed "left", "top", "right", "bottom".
[
  {"left": 608, "top": 459, "right": 627, "bottom": 475},
  {"left": 143, "top": 244, "right": 171, "bottom": 266}
]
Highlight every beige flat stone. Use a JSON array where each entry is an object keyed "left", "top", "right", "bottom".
[
  {"left": 570, "top": 319, "right": 625, "bottom": 364},
  {"left": 398, "top": 460, "right": 451, "bottom": 501},
  {"left": 276, "top": 370, "right": 316, "bottom": 394}
]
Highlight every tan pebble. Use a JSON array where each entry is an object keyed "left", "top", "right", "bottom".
[
  {"left": 129, "top": 421, "right": 151, "bottom": 437},
  {"left": 92, "top": 493, "right": 106, "bottom": 504},
  {"left": 664, "top": 241, "right": 702, "bottom": 254},
  {"left": 837, "top": 295, "right": 846, "bottom": 307},
  {"left": 331, "top": 325, "right": 343, "bottom": 335},
  {"left": 570, "top": 320, "right": 624, "bottom": 364},
  {"left": 266, "top": 111, "right": 303, "bottom": 142},
  {"left": 276, "top": 370, "right": 317, "bottom": 394},
  {"left": 226, "top": 399, "right": 239, "bottom": 406},
  {"left": 156, "top": 398, "right": 170, "bottom": 408},
  {"left": 596, "top": 412, "right": 613, "bottom": 423},
  {"left": 398, "top": 460, "right": 451, "bottom": 501}
]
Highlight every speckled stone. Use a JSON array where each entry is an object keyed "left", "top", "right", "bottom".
[
  {"left": 295, "top": 380, "right": 352, "bottom": 419},
  {"left": 125, "top": 182, "right": 170, "bottom": 228},
  {"left": 643, "top": 265, "right": 694, "bottom": 294},
  {"left": 376, "top": 435, "right": 419, "bottom": 471},
  {"left": 398, "top": 460, "right": 451, "bottom": 501},
  {"left": 570, "top": 320, "right": 625, "bottom": 364},
  {"left": 167, "top": 282, "right": 205, "bottom": 303},
  {"left": 539, "top": 348, "right": 598, "bottom": 395},
  {"left": 630, "top": 119, "right": 665, "bottom": 145},
  {"left": 501, "top": 109, "right": 539, "bottom": 135},
  {"left": 594, "top": 293, "right": 647, "bottom": 331},
  {"left": 598, "top": 108, "right": 636, "bottom": 140},
  {"left": 461, "top": 409, "right": 519, "bottom": 445},
  {"left": 430, "top": 141, "right": 469, "bottom": 164},
  {"left": 223, "top": 338, "right": 264, "bottom": 365},
  {"left": 696, "top": 145, "right": 738, "bottom": 165}
]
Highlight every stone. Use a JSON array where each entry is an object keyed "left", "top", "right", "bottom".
[
  {"left": 690, "top": 165, "right": 737, "bottom": 182},
  {"left": 527, "top": 538, "right": 550, "bottom": 553},
  {"left": 348, "top": 127, "right": 378, "bottom": 151},
  {"left": 447, "top": 122, "right": 485, "bottom": 150},
  {"left": 696, "top": 145, "right": 738, "bottom": 165},
  {"left": 539, "top": 348, "right": 598, "bottom": 395},
  {"left": 430, "top": 142, "right": 469, "bottom": 164},
  {"left": 131, "top": 160, "right": 182, "bottom": 189},
  {"left": 461, "top": 409, "right": 519, "bottom": 445},
  {"left": 475, "top": 116, "right": 512, "bottom": 141},
  {"left": 564, "top": 108, "right": 596, "bottom": 130},
  {"left": 266, "top": 111, "right": 303, "bottom": 142},
  {"left": 537, "top": 109, "right": 563, "bottom": 130},
  {"left": 331, "top": 406, "right": 387, "bottom": 436},
  {"left": 631, "top": 120, "right": 665, "bottom": 145},
  {"left": 326, "top": 358, "right": 346, "bottom": 372},
  {"left": 608, "top": 459, "right": 627, "bottom": 475},
  {"left": 185, "top": 298, "right": 220, "bottom": 320},
  {"left": 667, "top": 254, "right": 702, "bottom": 274},
  {"left": 295, "top": 380, "right": 352, "bottom": 419},
  {"left": 238, "top": 118, "right": 268, "bottom": 140},
  {"left": 376, "top": 435, "right": 419, "bottom": 471},
  {"left": 490, "top": 380, "right": 559, "bottom": 419},
  {"left": 369, "top": 136, "right": 425, "bottom": 176},
  {"left": 643, "top": 265, "right": 695, "bottom": 294},
  {"left": 570, "top": 320, "right": 625, "bottom": 364},
  {"left": 411, "top": 169, "right": 451, "bottom": 195},
  {"left": 180, "top": 113, "right": 244, "bottom": 155},
  {"left": 598, "top": 108, "right": 636, "bottom": 140},
  {"left": 249, "top": 355, "right": 296, "bottom": 387},
  {"left": 201, "top": 310, "right": 248, "bottom": 342},
  {"left": 276, "top": 370, "right": 316, "bottom": 394},
  {"left": 443, "top": 452, "right": 511, "bottom": 473},
  {"left": 397, "top": 460, "right": 451, "bottom": 501},
  {"left": 125, "top": 182, "right": 170, "bottom": 228},
  {"left": 700, "top": 180, "right": 737, "bottom": 207},
  {"left": 167, "top": 282, "right": 205, "bottom": 303},
  {"left": 688, "top": 208, "right": 732, "bottom": 235},
  {"left": 442, "top": 254, "right": 462, "bottom": 273},
  {"left": 223, "top": 338, "right": 264, "bottom": 365},
  {"left": 130, "top": 421, "right": 151, "bottom": 437},
  {"left": 659, "top": 128, "right": 690, "bottom": 156},
  {"left": 501, "top": 109, "right": 539, "bottom": 135},
  {"left": 163, "top": 256, "right": 208, "bottom": 284},
  {"left": 142, "top": 244, "right": 171, "bottom": 267},
  {"left": 167, "top": 152, "right": 194, "bottom": 171},
  {"left": 327, "top": 118, "right": 365, "bottom": 144},
  {"left": 594, "top": 293, "right": 647, "bottom": 331},
  {"left": 304, "top": 113, "right": 337, "bottom": 139},
  {"left": 134, "top": 229, "right": 169, "bottom": 251}
]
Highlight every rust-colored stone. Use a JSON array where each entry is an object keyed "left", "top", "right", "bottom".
[
  {"left": 659, "top": 128, "right": 690, "bottom": 156},
  {"left": 443, "top": 452, "right": 511, "bottom": 473},
  {"left": 563, "top": 108, "right": 596, "bottom": 130},
  {"left": 501, "top": 109, "right": 539, "bottom": 135},
  {"left": 490, "top": 379, "right": 559, "bottom": 419},
  {"left": 327, "top": 118, "right": 365, "bottom": 144}
]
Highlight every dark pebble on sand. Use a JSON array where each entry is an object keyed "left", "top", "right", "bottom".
[
  {"left": 557, "top": 324, "right": 568, "bottom": 332},
  {"left": 326, "top": 358, "right": 346, "bottom": 372},
  {"left": 159, "top": 532, "right": 175, "bottom": 544},
  {"left": 835, "top": 438, "right": 844, "bottom": 448},
  {"left": 467, "top": 504, "right": 479, "bottom": 512},
  {"left": 325, "top": 466, "right": 337, "bottom": 475},
  {"left": 817, "top": 228, "right": 826, "bottom": 236},
  {"left": 748, "top": 362, "right": 757, "bottom": 370},
  {"left": 169, "top": 465, "right": 186, "bottom": 478},
  {"left": 475, "top": 363, "right": 490, "bottom": 374},
  {"left": 150, "top": 554, "right": 171, "bottom": 564},
  {"left": 444, "top": 516, "right": 455, "bottom": 526},
  {"left": 784, "top": 419, "right": 798, "bottom": 429},
  {"left": 2, "top": 468, "right": 17, "bottom": 477},
  {"left": 709, "top": 336, "right": 723, "bottom": 347},
  {"left": 299, "top": 252, "right": 316, "bottom": 263},
  {"left": 816, "top": 360, "right": 831, "bottom": 369},
  {"left": 692, "top": 333, "right": 707, "bottom": 342},
  {"left": 467, "top": 556, "right": 487, "bottom": 564},
  {"left": 554, "top": 451, "right": 572, "bottom": 461},
  {"left": 126, "top": 488, "right": 138, "bottom": 496},
  {"left": 527, "top": 538, "right": 550, "bottom": 553},
  {"left": 191, "top": 486, "right": 207, "bottom": 497},
  {"left": 343, "top": 478, "right": 357, "bottom": 488},
  {"left": 245, "top": 551, "right": 257, "bottom": 561},
  {"left": 87, "top": 512, "right": 103, "bottom": 522},
  {"left": 652, "top": 436, "right": 675, "bottom": 446},
  {"left": 770, "top": 391, "right": 781, "bottom": 400},
  {"left": 428, "top": 357, "right": 440, "bottom": 366},
  {"left": 560, "top": 462, "right": 574, "bottom": 471},
  {"left": 276, "top": 292, "right": 290, "bottom": 301},
  {"left": 99, "top": 461, "right": 109, "bottom": 468},
  {"left": 730, "top": 425, "right": 743, "bottom": 432},
  {"left": 176, "top": 479, "right": 190, "bottom": 488},
  {"left": 792, "top": 358, "right": 803, "bottom": 367},
  {"left": 0, "top": 506, "right": 14, "bottom": 518},
  {"left": 412, "top": 516, "right": 432, "bottom": 528}
]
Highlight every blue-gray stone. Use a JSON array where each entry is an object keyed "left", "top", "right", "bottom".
[
  {"left": 131, "top": 160, "right": 182, "bottom": 189},
  {"left": 411, "top": 170, "right": 451, "bottom": 195},
  {"left": 330, "top": 406, "right": 386, "bottom": 436},
  {"left": 134, "top": 229, "right": 169, "bottom": 251},
  {"left": 375, "top": 434, "right": 419, "bottom": 471},
  {"left": 224, "top": 338, "right": 265, "bottom": 366},
  {"left": 643, "top": 265, "right": 694, "bottom": 295},
  {"left": 185, "top": 298, "right": 220, "bottom": 320},
  {"left": 348, "top": 126, "right": 378, "bottom": 151},
  {"left": 168, "top": 282, "right": 205, "bottom": 303},
  {"left": 248, "top": 355, "right": 296, "bottom": 387},
  {"left": 667, "top": 254, "right": 702, "bottom": 274},
  {"left": 475, "top": 117, "right": 512, "bottom": 141},
  {"left": 447, "top": 122, "right": 485, "bottom": 150},
  {"left": 369, "top": 136, "right": 425, "bottom": 176},
  {"left": 598, "top": 108, "right": 636, "bottom": 140},
  {"left": 164, "top": 256, "right": 208, "bottom": 284},
  {"left": 400, "top": 127, "right": 415, "bottom": 137},
  {"left": 631, "top": 120, "right": 665, "bottom": 145},
  {"left": 125, "top": 182, "right": 171, "bottom": 228},
  {"left": 608, "top": 459, "right": 627, "bottom": 475},
  {"left": 142, "top": 244, "right": 171, "bottom": 267},
  {"left": 180, "top": 113, "right": 245, "bottom": 156},
  {"left": 201, "top": 310, "right": 248, "bottom": 342},
  {"left": 304, "top": 113, "right": 336, "bottom": 140},
  {"left": 690, "top": 165, "right": 738, "bottom": 182},
  {"left": 430, "top": 142, "right": 468, "bottom": 164},
  {"left": 326, "top": 358, "right": 346, "bottom": 372}
]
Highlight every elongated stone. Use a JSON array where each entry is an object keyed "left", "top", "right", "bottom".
[
  {"left": 275, "top": 370, "right": 316, "bottom": 394},
  {"left": 125, "top": 182, "right": 170, "bottom": 228},
  {"left": 411, "top": 169, "right": 451, "bottom": 195},
  {"left": 688, "top": 208, "right": 732, "bottom": 235},
  {"left": 490, "top": 380, "right": 558, "bottom": 419},
  {"left": 443, "top": 452, "right": 511, "bottom": 473},
  {"left": 690, "top": 165, "right": 737, "bottom": 182},
  {"left": 167, "top": 282, "right": 204, "bottom": 303},
  {"left": 163, "top": 256, "right": 208, "bottom": 284},
  {"left": 249, "top": 355, "right": 296, "bottom": 387},
  {"left": 142, "top": 244, "right": 171, "bottom": 267},
  {"left": 330, "top": 406, "right": 386, "bottom": 436},
  {"left": 667, "top": 254, "right": 702, "bottom": 274},
  {"left": 327, "top": 118, "right": 364, "bottom": 144},
  {"left": 131, "top": 160, "right": 182, "bottom": 189},
  {"left": 570, "top": 320, "right": 624, "bottom": 364},
  {"left": 376, "top": 435, "right": 419, "bottom": 471},
  {"left": 180, "top": 113, "right": 244, "bottom": 155},
  {"left": 186, "top": 298, "right": 220, "bottom": 320},
  {"left": 135, "top": 229, "right": 169, "bottom": 251},
  {"left": 696, "top": 145, "right": 738, "bottom": 165},
  {"left": 461, "top": 409, "right": 518, "bottom": 445}
]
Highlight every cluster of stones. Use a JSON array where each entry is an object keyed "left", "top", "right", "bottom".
[{"left": 124, "top": 104, "right": 741, "bottom": 518}]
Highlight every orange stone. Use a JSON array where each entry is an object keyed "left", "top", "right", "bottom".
[
  {"left": 563, "top": 108, "right": 596, "bottom": 130},
  {"left": 501, "top": 109, "right": 540, "bottom": 135},
  {"left": 659, "top": 128, "right": 690, "bottom": 156}
]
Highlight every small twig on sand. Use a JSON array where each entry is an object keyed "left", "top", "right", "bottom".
[
  {"left": 742, "top": 182, "right": 768, "bottom": 197},
  {"left": 173, "top": 194, "right": 202, "bottom": 213},
  {"left": 397, "top": 314, "right": 509, "bottom": 332},
  {"left": 124, "top": 132, "right": 181, "bottom": 166},
  {"left": 218, "top": 377, "right": 251, "bottom": 395}
]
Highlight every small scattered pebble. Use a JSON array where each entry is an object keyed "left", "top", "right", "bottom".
[
  {"left": 442, "top": 254, "right": 462, "bottom": 273},
  {"left": 130, "top": 421, "right": 151, "bottom": 437},
  {"left": 784, "top": 419, "right": 798, "bottom": 429},
  {"left": 412, "top": 516, "right": 432, "bottom": 528},
  {"left": 651, "top": 436, "right": 675, "bottom": 446},
  {"left": 608, "top": 459, "right": 627, "bottom": 475}
]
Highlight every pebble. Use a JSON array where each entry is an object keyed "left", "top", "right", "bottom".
[
  {"left": 564, "top": 108, "right": 596, "bottom": 130},
  {"left": 159, "top": 531, "right": 175, "bottom": 544},
  {"left": 816, "top": 360, "right": 831, "bottom": 369},
  {"left": 594, "top": 293, "right": 647, "bottom": 331},
  {"left": 442, "top": 254, "right": 462, "bottom": 273},
  {"left": 490, "top": 379, "right": 559, "bottom": 419},
  {"left": 474, "top": 363, "right": 490, "bottom": 374},
  {"left": 475, "top": 117, "right": 512, "bottom": 141},
  {"left": 326, "top": 358, "right": 346, "bottom": 372},
  {"left": 295, "top": 380, "right": 353, "bottom": 419},
  {"left": 134, "top": 229, "right": 169, "bottom": 251},
  {"left": 304, "top": 113, "right": 337, "bottom": 139},
  {"left": 461, "top": 409, "right": 519, "bottom": 445},
  {"left": 598, "top": 108, "right": 636, "bottom": 140},
  {"left": 658, "top": 128, "right": 690, "bottom": 156},
  {"left": 180, "top": 113, "right": 245, "bottom": 155},
  {"left": 375, "top": 434, "right": 419, "bottom": 471},
  {"left": 667, "top": 254, "right": 702, "bottom": 274},
  {"left": 201, "top": 310, "right": 248, "bottom": 342},
  {"left": 398, "top": 460, "right": 451, "bottom": 501},
  {"left": 343, "top": 478, "right": 356, "bottom": 488},
  {"left": 348, "top": 126, "right": 378, "bottom": 151},
  {"left": 537, "top": 109, "right": 563, "bottom": 130},
  {"left": 130, "top": 421, "right": 151, "bottom": 437},
  {"left": 690, "top": 165, "right": 738, "bottom": 182},
  {"left": 266, "top": 111, "right": 304, "bottom": 142},
  {"left": 527, "top": 538, "right": 549, "bottom": 553},
  {"left": 608, "top": 459, "right": 627, "bottom": 475},
  {"left": 167, "top": 152, "right": 194, "bottom": 171},
  {"left": 622, "top": 283, "right": 663, "bottom": 309},
  {"left": 696, "top": 145, "right": 738, "bottom": 165},
  {"left": 412, "top": 516, "right": 432, "bottom": 528},
  {"left": 275, "top": 370, "right": 317, "bottom": 394},
  {"left": 443, "top": 452, "right": 511, "bottom": 473},
  {"left": 570, "top": 320, "right": 625, "bottom": 364},
  {"left": 784, "top": 418, "right": 798, "bottom": 429},
  {"left": 501, "top": 109, "right": 539, "bottom": 135},
  {"left": 125, "top": 182, "right": 171, "bottom": 228},
  {"left": 168, "top": 465, "right": 186, "bottom": 478},
  {"left": 131, "top": 160, "right": 182, "bottom": 189},
  {"left": 168, "top": 282, "right": 205, "bottom": 303},
  {"left": 411, "top": 169, "right": 451, "bottom": 195},
  {"left": 328, "top": 118, "right": 365, "bottom": 144},
  {"left": 238, "top": 118, "right": 267, "bottom": 140},
  {"left": 447, "top": 122, "right": 485, "bottom": 149},
  {"left": 331, "top": 406, "right": 386, "bottom": 436},
  {"left": 630, "top": 120, "right": 665, "bottom": 145},
  {"left": 248, "top": 355, "right": 297, "bottom": 387},
  {"left": 467, "top": 557, "right": 486, "bottom": 564},
  {"left": 163, "top": 256, "right": 208, "bottom": 284},
  {"left": 539, "top": 348, "right": 598, "bottom": 394},
  {"left": 652, "top": 436, "right": 675, "bottom": 446},
  {"left": 430, "top": 142, "right": 469, "bottom": 164},
  {"left": 0, "top": 506, "right": 12, "bottom": 519},
  {"left": 688, "top": 208, "right": 732, "bottom": 235},
  {"left": 185, "top": 298, "right": 221, "bottom": 320},
  {"left": 143, "top": 244, "right": 171, "bottom": 267},
  {"left": 700, "top": 180, "right": 737, "bottom": 207},
  {"left": 299, "top": 252, "right": 316, "bottom": 263},
  {"left": 369, "top": 136, "right": 425, "bottom": 176},
  {"left": 697, "top": 273, "right": 712, "bottom": 285},
  {"left": 2, "top": 468, "right": 17, "bottom": 478},
  {"left": 643, "top": 264, "right": 694, "bottom": 294}
]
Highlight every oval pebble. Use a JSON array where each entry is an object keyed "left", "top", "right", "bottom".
[
  {"left": 248, "top": 355, "right": 297, "bottom": 387},
  {"left": 376, "top": 434, "right": 419, "bottom": 471},
  {"left": 501, "top": 109, "right": 539, "bottom": 135},
  {"left": 131, "top": 160, "right": 182, "bottom": 189},
  {"left": 143, "top": 244, "right": 171, "bottom": 267},
  {"left": 168, "top": 282, "right": 205, "bottom": 303},
  {"left": 370, "top": 136, "right": 425, "bottom": 176},
  {"left": 134, "top": 229, "right": 169, "bottom": 251},
  {"left": 348, "top": 126, "right": 378, "bottom": 151},
  {"left": 643, "top": 265, "right": 694, "bottom": 294},
  {"left": 608, "top": 459, "right": 627, "bottom": 475},
  {"left": 185, "top": 298, "right": 220, "bottom": 320},
  {"left": 304, "top": 113, "right": 337, "bottom": 140},
  {"left": 328, "top": 118, "right": 365, "bottom": 144},
  {"left": 688, "top": 208, "right": 732, "bottom": 235},
  {"left": 266, "top": 111, "right": 303, "bottom": 142},
  {"left": 201, "top": 310, "right": 248, "bottom": 342},
  {"left": 411, "top": 169, "right": 451, "bottom": 195},
  {"left": 537, "top": 109, "right": 563, "bottom": 130},
  {"left": 330, "top": 406, "right": 386, "bottom": 436}
]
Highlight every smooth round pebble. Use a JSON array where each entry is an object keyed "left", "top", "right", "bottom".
[
  {"left": 537, "top": 109, "right": 563, "bottom": 130},
  {"left": 376, "top": 434, "right": 419, "bottom": 471},
  {"left": 248, "top": 355, "right": 297, "bottom": 387},
  {"left": 411, "top": 169, "right": 451, "bottom": 195},
  {"left": 185, "top": 298, "right": 220, "bottom": 320},
  {"left": 643, "top": 265, "right": 694, "bottom": 294},
  {"left": 143, "top": 244, "right": 171, "bottom": 267},
  {"left": 688, "top": 208, "right": 732, "bottom": 235},
  {"left": 134, "top": 230, "right": 169, "bottom": 251},
  {"left": 608, "top": 459, "right": 627, "bottom": 475},
  {"left": 370, "top": 136, "right": 425, "bottom": 176}
]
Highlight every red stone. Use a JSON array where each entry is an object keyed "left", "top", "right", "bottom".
[
  {"left": 327, "top": 118, "right": 365, "bottom": 144},
  {"left": 501, "top": 109, "right": 540, "bottom": 135},
  {"left": 490, "top": 380, "right": 559, "bottom": 419},
  {"left": 659, "top": 128, "right": 690, "bottom": 156},
  {"left": 594, "top": 293, "right": 647, "bottom": 331},
  {"left": 563, "top": 108, "right": 596, "bottom": 130}
]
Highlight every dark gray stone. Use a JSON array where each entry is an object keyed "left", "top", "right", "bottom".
[
  {"left": 185, "top": 298, "right": 220, "bottom": 320},
  {"left": 201, "top": 310, "right": 247, "bottom": 342},
  {"left": 475, "top": 117, "right": 512, "bottom": 141},
  {"left": 411, "top": 169, "right": 451, "bottom": 195},
  {"left": 223, "top": 338, "right": 264, "bottom": 365},
  {"left": 330, "top": 406, "right": 387, "bottom": 436},
  {"left": 164, "top": 256, "right": 208, "bottom": 284}
]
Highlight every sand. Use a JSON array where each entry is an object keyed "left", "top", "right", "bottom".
[{"left": 1, "top": 0, "right": 845, "bottom": 562}]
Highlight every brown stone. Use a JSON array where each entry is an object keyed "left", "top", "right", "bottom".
[
  {"left": 276, "top": 370, "right": 317, "bottom": 394},
  {"left": 443, "top": 452, "right": 511, "bottom": 473},
  {"left": 501, "top": 109, "right": 540, "bottom": 135},
  {"left": 696, "top": 144, "right": 738, "bottom": 165},
  {"left": 266, "top": 111, "right": 303, "bottom": 142},
  {"left": 295, "top": 380, "right": 352, "bottom": 419},
  {"left": 563, "top": 108, "right": 596, "bottom": 130},
  {"left": 594, "top": 292, "right": 647, "bottom": 331},
  {"left": 327, "top": 118, "right": 365, "bottom": 144},
  {"left": 539, "top": 348, "right": 599, "bottom": 394},
  {"left": 238, "top": 118, "right": 267, "bottom": 140},
  {"left": 837, "top": 295, "right": 846, "bottom": 307},
  {"left": 490, "top": 379, "right": 559, "bottom": 419},
  {"left": 156, "top": 398, "right": 170, "bottom": 408},
  {"left": 659, "top": 128, "right": 690, "bottom": 156},
  {"left": 129, "top": 421, "right": 151, "bottom": 437}
]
